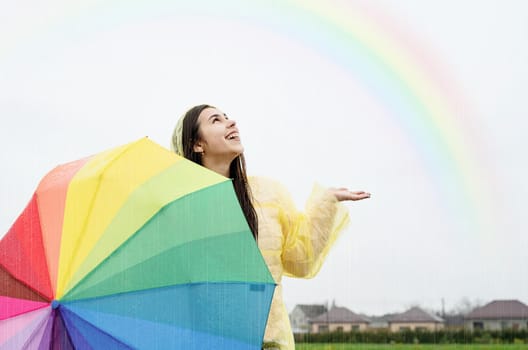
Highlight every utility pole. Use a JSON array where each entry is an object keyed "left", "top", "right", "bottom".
[{"left": 326, "top": 300, "right": 329, "bottom": 332}]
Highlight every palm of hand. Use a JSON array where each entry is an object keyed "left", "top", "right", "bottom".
[{"left": 330, "top": 188, "right": 371, "bottom": 202}]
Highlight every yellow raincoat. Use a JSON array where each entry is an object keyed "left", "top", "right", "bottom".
[{"left": 249, "top": 176, "right": 350, "bottom": 349}]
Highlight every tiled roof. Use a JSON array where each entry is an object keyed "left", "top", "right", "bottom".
[
  {"left": 311, "top": 306, "right": 370, "bottom": 324},
  {"left": 296, "top": 304, "right": 327, "bottom": 319},
  {"left": 388, "top": 307, "right": 444, "bottom": 323},
  {"left": 368, "top": 315, "right": 393, "bottom": 323},
  {"left": 465, "top": 300, "right": 528, "bottom": 320}
]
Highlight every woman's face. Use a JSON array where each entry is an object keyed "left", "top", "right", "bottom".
[{"left": 194, "top": 107, "right": 244, "bottom": 161}]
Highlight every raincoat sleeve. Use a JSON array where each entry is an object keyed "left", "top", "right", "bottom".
[{"left": 277, "top": 182, "right": 350, "bottom": 279}]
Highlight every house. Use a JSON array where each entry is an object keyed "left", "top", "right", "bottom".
[
  {"left": 289, "top": 304, "right": 327, "bottom": 333},
  {"left": 443, "top": 314, "right": 465, "bottom": 329},
  {"left": 387, "top": 306, "right": 444, "bottom": 332},
  {"left": 368, "top": 314, "right": 395, "bottom": 329},
  {"left": 464, "top": 300, "right": 528, "bottom": 331},
  {"left": 310, "top": 305, "right": 370, "bottom": 333}
]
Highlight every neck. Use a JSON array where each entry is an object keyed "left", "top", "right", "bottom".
[{"left": 202, "top": 157, "right": 232, "bottom": 178}]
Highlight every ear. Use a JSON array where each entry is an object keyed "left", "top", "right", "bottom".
[{"left": 193, "top": 142, "right": 204, "bottom": 153}]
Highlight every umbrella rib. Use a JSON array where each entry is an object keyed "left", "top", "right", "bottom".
[
  {"left": 0, "top": 264, "right": 52, "bottom": 302},
  {"left": 47, "top": 308, "right": 76, "bottom": 349},
  {"left": 20, "top": 308, "right": 52, "bottom": 350},
  {"left": 58, "top": 310, "right": 76, "bottom": 349},
  {"left": 60, "top": 306, "right": 135, "bottom": 350},
  {"left": 62, "top": 227, "right": 266, "bottom": 300},
  {"left": 0, "top": 303, "right": 49, "bottom": 320},
  {"left": 34, "top": 192, "right": 55, "bottom": 300},
  {"left": 60, "top": 139, "right": 145, "bottom": 294},
  {"left": 64, "top": 280, "right": 276, "bottom": 307},
  {"left": 61, "top": 281, "right": 276, "bottom": 348},
  {"left": 62, "top": 178, "right": 230, "bottom": 297},
  {"left": 49, "top": 310, "right": 57, "bottom": 349}
]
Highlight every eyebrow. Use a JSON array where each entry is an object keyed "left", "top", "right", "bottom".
[{"left": 207, "top": 113, "right": 227, "bottom": 121}]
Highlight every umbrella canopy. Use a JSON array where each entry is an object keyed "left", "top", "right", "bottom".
[{"left": 0, "top": 138, "right": 275, "bottom": 349}]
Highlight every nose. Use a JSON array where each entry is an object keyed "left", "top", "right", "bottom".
[{"left": 227, "top": 119, "right": 236, "bottom": 128}]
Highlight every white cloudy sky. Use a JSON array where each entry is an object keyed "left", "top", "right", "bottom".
[{"left": 1, "top": 0, "right": 527, "bottom": 316}]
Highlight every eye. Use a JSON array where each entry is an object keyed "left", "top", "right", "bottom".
[{"left": 212, "top": 117, "right": 220, "bottom": 123}]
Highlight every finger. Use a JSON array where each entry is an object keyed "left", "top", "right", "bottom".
[{"left": 353, "top": 193, "right": 371, "bottom": 200}]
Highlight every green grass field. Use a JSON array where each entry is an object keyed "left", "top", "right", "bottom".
[{"left": 295, "top": 345, "right": 528, "bottom": 350}]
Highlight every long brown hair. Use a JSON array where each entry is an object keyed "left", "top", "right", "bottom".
[{"left": 174, "top": 104, "right": 258, "bottom": 241}]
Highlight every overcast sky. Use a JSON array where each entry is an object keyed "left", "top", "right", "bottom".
[{"left": 1, "top": 0, "right": 527, "bottom": 316}]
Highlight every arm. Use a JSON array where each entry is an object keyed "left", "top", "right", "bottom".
[{"left": 279, "top": 183, "right": 352, "bottom": 279}]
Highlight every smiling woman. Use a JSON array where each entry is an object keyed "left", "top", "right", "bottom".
[
  {"left": 172, "top": 104, "right": 259, "bottom": 241},
  {"left": 172, "top": 104, "right": 370, "bottom": 349}
]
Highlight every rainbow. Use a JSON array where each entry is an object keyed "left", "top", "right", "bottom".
[{"left": 1, "top": 0, "right": 495, "bottom": 238}]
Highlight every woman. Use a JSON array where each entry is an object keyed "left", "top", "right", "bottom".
[{"left": 172, "top": 104, "right": 370, "bottom": 349}]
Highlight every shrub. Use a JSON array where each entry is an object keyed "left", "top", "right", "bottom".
[{"left": 294, "top": 328, "right": 528, "bottom": 344}]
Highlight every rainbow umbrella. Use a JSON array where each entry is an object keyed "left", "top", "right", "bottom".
[{"left": 0, "top": 138, "right": 275, "bottom": 349}]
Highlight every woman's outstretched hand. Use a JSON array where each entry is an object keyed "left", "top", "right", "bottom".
[{"left": 329, "top": 188, "right": 371, "bottom": 202}]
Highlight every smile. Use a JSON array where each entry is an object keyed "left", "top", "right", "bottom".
[{"left": 225, "top": 131, "right": 240, "bottom": 140}]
